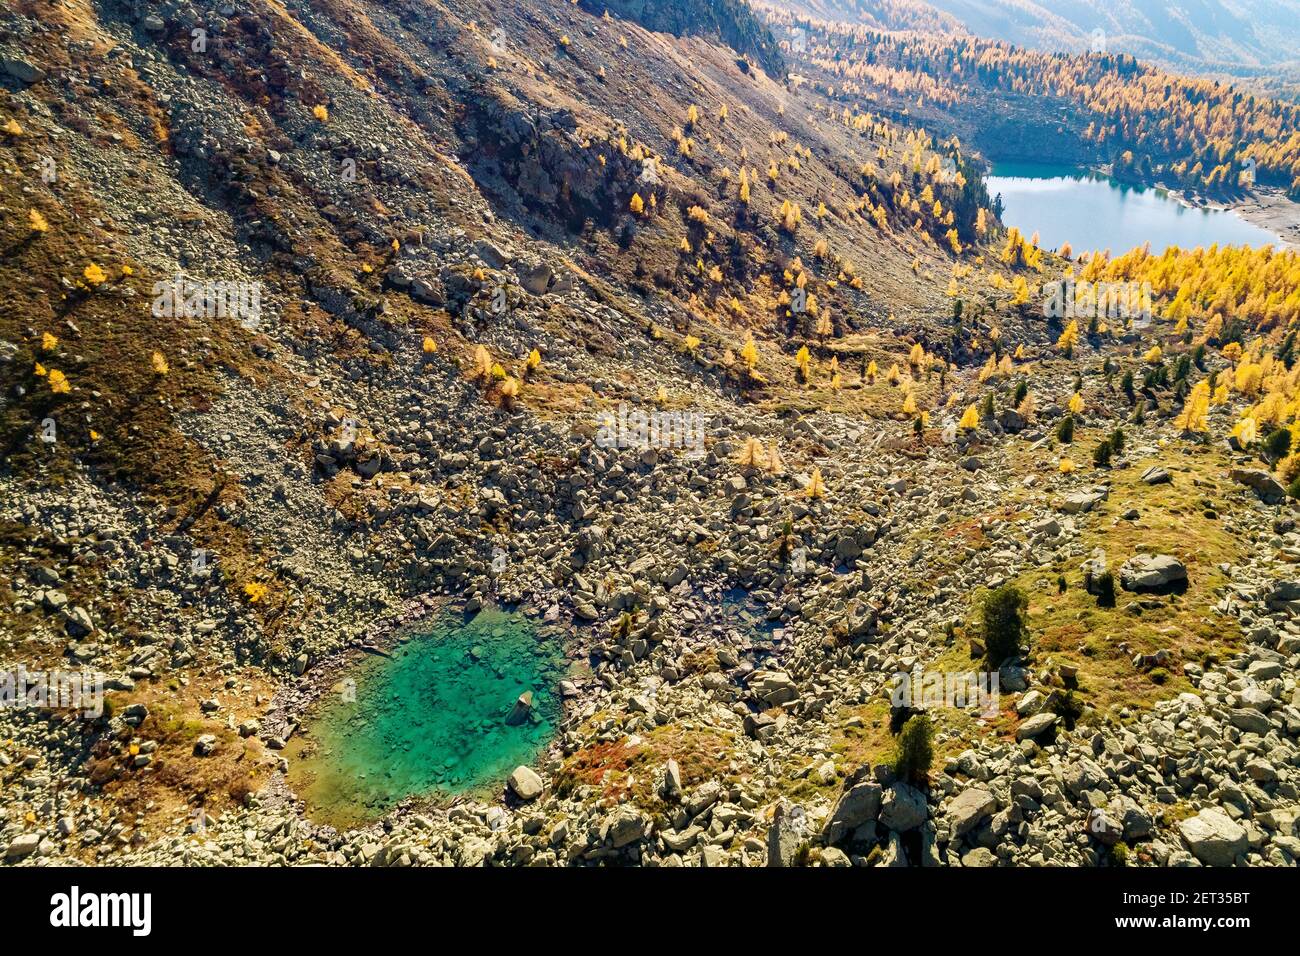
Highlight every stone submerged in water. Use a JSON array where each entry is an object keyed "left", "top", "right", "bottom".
[{"left": 504, "top": 690, "right": 533, "bottom": 726}]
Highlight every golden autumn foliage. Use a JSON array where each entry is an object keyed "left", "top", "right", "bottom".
[
  {"left": 1175, "top": 381, "right": 1210, "bottom": 433},
  {"left": 795, "top": 345, "right": 811, "bottom": 383},
  {"left": 1056, "top": 320, "right": 1079, "bottom": 354},
  {"left": 801, "top": 23, "right": 1300, "bottom": 197},
  {"left": 805, "top": 467, "right": 827, "bottom": 499},
  {"left": 1235, "top": 361, "right": 1264, "bottom": 396},
  {"left": 764, "top": 443, "right": 786, "bottom": 475},
  {"left": 499, "top": 377, "right": 520, "bottom": 408},
  {"left": 1016, "top": 392, "right": 1035, "bottom": 421},
  {"left": 737, "top": 437, "right": 767, "bottom": 468},
  {"left": 473, "top": 345, "right": 493, "bottom": 380},
  {"left": 776, "top": 200, "right": 802, "bottom": 234}
]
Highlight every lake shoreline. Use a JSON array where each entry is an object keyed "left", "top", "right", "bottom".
[
  {"left": 987, "top": 161, "right": 1294, "bottom": 253},
  {"left": 1220, "top": 189, "right": 1300, "bottom": 250}
]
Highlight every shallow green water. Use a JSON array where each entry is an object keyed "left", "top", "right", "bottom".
[
  {"left": 288, "top": 608, "right": 566, "bottom": 828},
  {"left": 987, "top": 161, "right": 1281, "bottom": 255}
]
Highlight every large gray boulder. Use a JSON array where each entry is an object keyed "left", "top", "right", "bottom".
[
  {"left": 878, "top": 782, "right": 928, "bottom": 832},
  {"left": 518, "top": 262, "right": 553, "bottom": 295},
  {"left": 1178, "top": 808, "right": 1247, "bottom": 866},
  {"left": 606, "top": 808, "right": 649, "bottom": 848},
  {"left": 2, "top": 57, "right": 45, "bottom": 84},
  {"left": 821, "top": 779, "right": 882, "bottom": 845},
  {"left": 507, "top": 765, "right": 544, "bottom": 801},
  {"left": 747, "top": 670, "right": 797, "bottom": 707},
  {"left": 1119, "top": 554, "right": 1187, "bottom": 592},
  {"left": 947, "top": 787, "right": 997, "bottom": 838},
  {"left": 1265, "top": 579, "right": 1300, "bottom": 611},
  {"left": 3, "top": 833, "right": 39, "bottom": 859},
  {"left": 1058, "top": 488, "right": 1108, "bottom": 514},
  {"left": 767, "top": 801, "right": 805, "bottom": 867},
  {"left": 1015, "top": 711, "right": 1058, "bottom": 741},
  {"left": 1230, "top": 468, "right": 1286, "bottom": 504}
]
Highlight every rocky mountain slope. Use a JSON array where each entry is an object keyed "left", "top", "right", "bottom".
[{"left": 1, "top": 0, "right": 1297, "bottom": 867}]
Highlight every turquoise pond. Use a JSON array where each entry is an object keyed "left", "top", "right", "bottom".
[
  {"left": 286, "top": 608, "right": 568, "bottom": 828},
  {"left": 986, "top": 161, "right": 1281, "bottom": 255}
]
